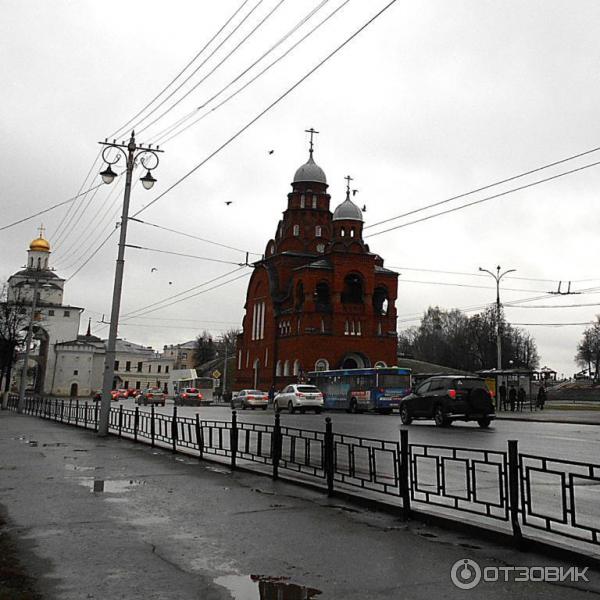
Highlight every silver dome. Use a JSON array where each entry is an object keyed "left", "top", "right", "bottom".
[
  {"left": 332, "top": 196, "right": 363, "bottom": 222},
  {"left": 293, "top": 154, "right": 327, "bottom": 185}
]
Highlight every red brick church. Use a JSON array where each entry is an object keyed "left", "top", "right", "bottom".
[{"left": 235, "top": 132, "right": 398, "bottom": 390}]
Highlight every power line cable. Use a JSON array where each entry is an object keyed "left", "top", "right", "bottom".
[
  {"left": 125, "top": 244, "right": 249, "bottom": 266},
  {"left": 134, "top": 0, "right": 267, "bottom": 135},
  {"left": 152, "top": 0, "right": 336, "bottom": 143},
  {"left": 398, "top": 278, "right": 550, "bottom": 294},
  {"left": 65, "top": 228, "right": 118, "bottom": 282},
  {"left": 365, "top": 159, "right": 600, "bottom": 238},
  {"left": 388, "top": 265, "right": 561, "bottom": 284},
  {"left": 364, "top": 144, "right": 600, "bottom": 231},
  {"left": 134, "top": 0, "right": 400, "bottom": 218},
  {"left": 109, "top": 0, "right": 252, "bottom": 139},
  {"left": 128, "top": 216, "right": 262, "bottom": 256}
]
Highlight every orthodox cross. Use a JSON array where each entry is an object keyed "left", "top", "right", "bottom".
[
  {"left": 38, "top": 224, "right": 45, "bottom": 238},
  {"left": 305, "top": 127, "right": 319, "bottom": 156},
  {"left": 344, "top": 175, "right": 353, "bottom": 196}
]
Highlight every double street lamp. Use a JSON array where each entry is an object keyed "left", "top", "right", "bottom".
[
  {"left": 97, "top": 131, "right": 163, "bottom": 436},
  {"left": 478, "top": 265, "right": 516, "bottom": 371}
]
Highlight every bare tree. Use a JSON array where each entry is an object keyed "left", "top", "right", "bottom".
[
  {"left": 575, "top": 317, "right": 600, "bottom": 379},
  {"left": 0, "top": 283, "right": 28, "bottom": 392}
]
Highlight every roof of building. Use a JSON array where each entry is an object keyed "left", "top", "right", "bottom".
[
  {"left": 10, "top": 268, "right": 60, "bottom": 280},
  {"left": 332, "top": 195, "right": 363, "bottom": 222},
  {"left": 29, "top": 235, "right": 50, "bottom": 252},
  {"left": 293, "top": 154, "right": 327, "bottom": 185},
  {"left": 374, "top": 265, "right": 398, "bottom": 275},
  {"left": 112, "top": 339, "right": 156, "bottom": 354}
]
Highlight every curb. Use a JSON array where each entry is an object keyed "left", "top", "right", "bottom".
[{"left": 496, "top": 415, "right": 600, "bottom": 426}]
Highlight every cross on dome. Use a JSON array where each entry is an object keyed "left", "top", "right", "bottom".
[{"left": 305, "top": 127, "right": 319, "bottom": 156}]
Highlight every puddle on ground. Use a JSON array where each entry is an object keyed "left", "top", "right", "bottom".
[
  {"left": 42, "top": 442, "right": 68, "bottom": 447},
  {"left": 76, "top": 478, "right": 147, "bottom": 493},
  {"left": 64, "top": 464, "right": 99, "bottom": 472},
  {"left": 215, "top": 575, "right": 321, "bottom": 599},
  {"left": 28, "top": 440, "right": 38, "bottom": 447}
]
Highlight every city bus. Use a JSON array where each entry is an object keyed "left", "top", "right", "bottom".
[{"left": 307, "top": 367, "right": 412, "bottom": 414}]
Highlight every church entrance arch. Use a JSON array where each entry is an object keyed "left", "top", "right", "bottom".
[
  {"left": 70, "top": 383, "right": 78, "bottom": 397},
  {"left": 339, "top": 352, "right": 370, "bottom": 369}
]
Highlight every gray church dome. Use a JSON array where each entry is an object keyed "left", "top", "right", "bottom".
[
  {"left": 332, "top": 196, "right": 363, "bottom": 222},
  {"left": 293, "top": 154, "right": 327, "bottom": 185}
]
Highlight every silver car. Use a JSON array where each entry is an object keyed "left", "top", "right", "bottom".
[
  {"left": 233, "top": 389, "right": 269, "bottom": 410},
  {"left": 274, "top": 384, "right": 324, "bottom": 414}
]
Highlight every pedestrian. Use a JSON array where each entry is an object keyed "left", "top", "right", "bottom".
[
  {"left": 508, "top": 386, "right": 517, "bottom": 412},
  {"left": 268, "top": 384, "right": 276, "bottom": 405},
  {"left": 517, "top": 386, "right": 527, "bottom": 411},
  {"left": 537, "top": 385, "right": 547, "bottom": 410},
  {"left": 498, "top": 382, "right": 507, "bottom": 411}
]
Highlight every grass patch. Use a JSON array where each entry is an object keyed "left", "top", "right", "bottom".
[{"left": 0, "top": 516, "right": 42, "bottom": 600}]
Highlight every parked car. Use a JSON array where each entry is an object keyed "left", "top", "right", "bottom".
[
  {"left": 232, "top": 389, "right": 268, "bottom": 410},
  {"left": 117, "top": 389, "right": 129, "bottom": 399},
  {"left": 174, "top": 387, "right": 204, "bottom": 406},
  {"left": 274, "top": 384, "right": 324, "bottom": 414},
  {"left": 399, "top": 376, "right": 495, "bottom": 428},
  {"left": 135, "top": 387, "right": 167, "bottom": 406},
  {"left": 126, "top": 388, "right": 141, "bottom": 398}
]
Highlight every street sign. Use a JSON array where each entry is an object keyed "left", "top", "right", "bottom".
[{"left": 212, "top": 370, "right": 222, "bottom": 379}]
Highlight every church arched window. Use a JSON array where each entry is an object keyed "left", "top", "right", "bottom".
[
  {"left": 315, "top": 225, "right": 322, "bottom": 237},
  {"left": 29, "top": 257, "right": 33, "bottom": 267},
  {"left": 295, "top": 281, "right": 304, "bottom": 309},
  {"left": 373, "top": 286, "right": 389, "bottom": 315},
  {"left": 315, "top": 358, "right": 329, "bottom": 371},
  {"left": 293, "top": 224, "right": 300, "bottom": 236},
  {"left": 341, "top": 227, "right": 345, "bottom": 237},
  {"left": 276, "top": 360, "right": 283, "bottom": 377},
  {"left": 293, "top": 359, "right": 300, "bottom": 376},
  {"left": 312, "top": 195, "right": 317, "bottom": 209},
  {"left": 283, "top": 360, "right": 290, "bottom": 376},
  {"left": 342, "top": 273, "right": 364, "bottom": 304},
  {"left": 315, "top": 282, "right": 330, "bottom": 309},
  {"left": 300, "top": 194, "right": 305, "bottom": 208},
  {"left": 350, "top": 228, "right": 355, "bottom": 238},
  {"left": 37, "top": 257, "right": 41, "bottom": 269}
]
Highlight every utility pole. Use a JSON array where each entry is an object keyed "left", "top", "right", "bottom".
[
  {"left": 18, "top": 272, "right": 41, "bottom": 413},
  {"left": 479, "top": 265, "right": 516, "bottom": 371},
  {"left": 222, "top": 343, "right": 228, "bottom": 397},
  {"left": 97, "top": 132, "right": 162, "bottom": 436}
]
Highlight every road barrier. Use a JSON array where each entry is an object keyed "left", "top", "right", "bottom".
[{"left": 6, "top": 395, "right": 600, "bottom": 558}]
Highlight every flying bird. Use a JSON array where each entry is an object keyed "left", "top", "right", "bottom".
[
  {"left": 361, "top": 205, "right": 367, "bottom": 212},
  {"left": 151, "top": 267, "right": 158, "bottom": 272},
  {"left": 225, "top": 201, "right": 233, "bottom": 206},
  {"left": 268, "top": 149, "right": 274, "bottom": 155},
  {"left": 168, "top": 281, "right": 173, "bottom": 285}
]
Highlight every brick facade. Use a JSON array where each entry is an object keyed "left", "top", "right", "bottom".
[{"left": 235, "top": 146, "right": 398, "bottom": 391}]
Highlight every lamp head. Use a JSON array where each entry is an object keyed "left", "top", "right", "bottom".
[
  {"left": 140, "top": 169, "right": 157, "bottom": 190},
  {"left": 100, "top": 164, "right": 117, "bottom": 184}
]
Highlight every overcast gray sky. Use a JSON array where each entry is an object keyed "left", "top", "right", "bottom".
[{"left": 2, "top": 0, "right": 600, "bottom": 378}]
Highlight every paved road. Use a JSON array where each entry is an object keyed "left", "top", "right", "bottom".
[{"left": 120, "top": 400, "right": 600, "bottom": 464}]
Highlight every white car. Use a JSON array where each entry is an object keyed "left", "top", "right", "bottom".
[{"left": 274, "top": 384, "right": 324, "bottom": 414}]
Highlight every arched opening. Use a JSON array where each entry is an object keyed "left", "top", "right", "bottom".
[
  {"left": 315, "top": 225, "right": 322, "bottom": 237},
  {"left": 315, "top": 282, "right": 331, "bottom": 310},
  {"left": 276, "top": 360, "right": 283, "bottom": 377},
  {"left": 342, "top": 273, "right": 364, "bottom": 304},
  {"left": 300, "top": 194, "right": 305, "bottom": 208},
  {"left": 315, "top": 358, "right": 329, "bottom": 372},
  {"left": 70, "top": 382, "right": 78, "bottom": 397},
  {"left": 293, "top": 359, "right": 300, "bottom": 376},
  {"left": 293, "top": 224, "right": 300, "bottom": 236},
  {"left": 312, "top": 195, "right": 317, "bottom": 209},
  {"left": 350, "top": 228, "right": 355, "bottom": 238},
  {"left": 373, "top": 286, "right": 389, "bottom": 315},
  {"left": 374, "top": 361, "right": 387, "bottom": 368},
  {"left": 341, "top": 227, "right": 345, "bottom": 237},
  {"left": 37, "top": 257, "right": 41, "bottom": 268},
  {"left": 340, "top": 353, "right": 369, "bottom": 369},
  {"left": 29, "top": 257, "right": 33, "bottom": 267},
  {"left": 283, "top": 360, "right": 290, "bottom": 376}
]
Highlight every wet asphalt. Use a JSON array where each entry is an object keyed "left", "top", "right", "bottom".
[{"left": 1, "top": 411, "right": 599, "bottom": 599}]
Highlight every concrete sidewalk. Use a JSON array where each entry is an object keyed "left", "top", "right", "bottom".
[
  {"left": 1, "top": 412, "right": 598, "bottom": 599},
  {"left": 496, "top": 409, "right": 600, "bottom": 425}
]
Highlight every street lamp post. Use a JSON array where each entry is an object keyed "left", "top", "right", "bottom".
[
  {"left": 97, "top": 131, "right": 162, "bottom": 436},
  {"left": 479, "top": 265, "right": 516, "bottom": 371}
]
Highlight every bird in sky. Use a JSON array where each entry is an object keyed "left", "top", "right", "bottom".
[
  {"left": 352, "top": 189, "right": 359, "bottom": 196},
  {"left": 268, "top": 149, "right": 274, "bottom": 155},
  {"left": 361, "top": 205, "right": 367, "bottom": 212},
  {"left": 168, "top": 281, "right": 173, "bottom": 285},
  {"left": 225, "top": 201, "right": 233, "bottom": 206},
  {"left": 151, "top": 267, "right": 158, "bottom": 272}
]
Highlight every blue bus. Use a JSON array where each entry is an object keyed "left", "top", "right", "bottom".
[{"left": 307, "top": 367, "right": 412, "bottom": 414}]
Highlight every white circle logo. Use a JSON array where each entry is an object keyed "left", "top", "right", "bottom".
[{"left": 451, "top": 559, "right": 482, "bottom": 589}]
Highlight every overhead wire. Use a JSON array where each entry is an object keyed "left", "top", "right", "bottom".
[
  {"left": 125, "top": 244, "right": 250, "bottom": 266},
  {"left": 364, "top": 144, "right": 600, "bottom": 231},
  {"left": 152, "top": 0, "right": 337, "bottom": 144},
  {"left": 109, "top": 0, "right": 252, "bottom": 139},
  {"left": 133, "top": 0, "right": 401, "bottom": 218},
  {"left": 365, "top": 159, "right": 600, "bottom": 238}
]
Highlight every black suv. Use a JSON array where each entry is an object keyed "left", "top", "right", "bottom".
[{"left": 399, "top": 376, "right": 495, "bottom": 428}]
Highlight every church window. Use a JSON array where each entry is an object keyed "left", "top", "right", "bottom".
[
  {"left": 341, "top": 227, "right": 345, "bottom": 237},
  {"left": 165, "top": 365, "right": 169, "bottom": 373},
  {"left": 312, "top": 195, "right": 317, "bottom": 208},
  {"left": 315, "top": 226, "right": 322, "bottom": 237},
  {"left": 377, "top": 322, "right": 382, "bottom": 335},
  {"left": 315, "top": 359, "right": 329, "bottom": 371},
  {"left": 342, "top": 273, "right": 364, "bottom": 304},
  {"left": 373, "top": 286, "right": 389, "bottom": 315},
  {"left": 293, "top": 224, "right": 300, "bottom": 236},
  {"left": 297, "top": 319, "right": 301, "bottom": 334},
  {"left": 265, "top": 348, "right": 268, "bottom": 367},
  {"left": 350, "top": 228, "right": 355, "bottom": 238},
  {"left": 293, "top": 359, "right": 300, "bottom": 376},
  {"left": 374, "top": 361, "right": 387, "bottom": 368},
  {"left": 300, "top": 194, "right": 305, "bottom": 208},
  {"left": 73, "top": 370, "right": 78, "bottom": 376},
  {"left": 238, "top": 350, "right": 242, "bottom": 370},
  {"left": 157, "top": 365, "right": 162, "bottom": 373},
  {"left": 37, "top": 257, "right": 41, "bottom": 268},
  {"left": 44, "top": 258, "right": 48, "bottom": 268},
  {"left": 137, "top": 361, "right": 143, "bottom": 372},
  {"left": 48, "top": 310, "right": 54, "bottom": 316},
  {"left": 29, "top": 257, "right": 33, "bottom": 267},
  {"left": 357, "top": 321, "right": 362, "bottom": 336},
  {"left": 64, "top": 310, "right": 70, "bottom": 317},
  {"left": 125, "top": 361, "right": 131, "bottom": 372},
  {"left": 284, "top": 360, "right": 290, "bottom": 376},
  {"left": 148, "top": 364, "right": 152, "bottom": 373},
  {"left": 344, "top": 320, "right": 349, "bottom": 335},
  {"left": 114, "top": 361, "right": 119, "bottom": 371},
  {"left": 276, "top": 360, "right": 283, "bottom": 377},
  {"left": 321, "top": 318, "right": 325, "bottom": 333}
]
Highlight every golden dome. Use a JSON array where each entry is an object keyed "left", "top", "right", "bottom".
[{"left": 29, "top": 236, "right": 50, "bottom": 252}]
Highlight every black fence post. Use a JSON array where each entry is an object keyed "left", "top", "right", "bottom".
[
  {"left": 118, "top": 404, "right": 123, "bottom": 438},
  {"left": 84, "top": 401, "right": 88, "bottom": 428},
  {"left": 75, "top": 399, "right": 79, "bottom": 427},
  {"left": 94, "top": 402, "right": 99, "bottom": 432},
  {"left": 230, "top": 410, "right": 238, "bottom": 470},
  {"left": 507, "top": 439, "right": 524, "bottom": 548},
  {"left": 272, "top": 412, "right": 281, "bottom": 480},
  {"left": 324, "top": 417, "right": 334, "bottom": 497},
  {"left": 134, "top": 407, "right": 139, "bottom": 442},
  {"left": 195, "top": 414, "right": 203, "bottom": 460},
  {"left": 60, "top": 400, "right": 65, "bottom": 423},
  {"left": 399, "top": 429, "right": 411, "bottom": 519},
  {"left": 171, "top": 406, "right": 178, "bottom": 453},
  {"left": 150, "top": 405, "right": 155, "bottom": 447}
]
